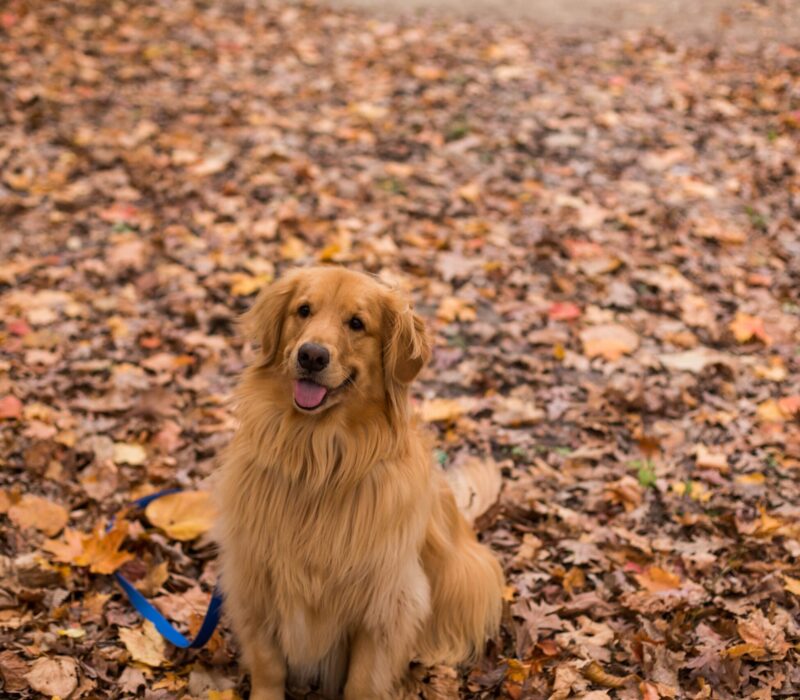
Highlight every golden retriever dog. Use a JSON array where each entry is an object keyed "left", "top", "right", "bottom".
[{"left": 216, "top": 266, "right": 503, "bottom": 699}]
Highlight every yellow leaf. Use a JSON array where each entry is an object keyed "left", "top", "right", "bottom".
[
  {"left": 504, "top": 658, "right": 529, "bottom": 684},
  {"left": 113, "top": 442, "right": 147, "bottom": 466},
  {"left": 757, "top": 399, "right": 785, "bottom": 423},
  {"left": 419, "top": 398, "right": 470, "bottom": 423},
  {"left": 209, "top": 691, "right": 242, "bottom": 700},
  {"left": 279, "top": 236, "right": 307, "bottom": 261},
  {"left": 580, "top": 323, "right": 639, "bottom": 361},
  {"left": 783, "top": 575, "right": 800, "bottom": 596},
  {"left": 724, "top": 642, "right": 767, "bottom": 659},
  {"left": 145, "top": 490, "right": 217, "bottom": 541},
  {"left": 8, "top": 495, "right": 68, "bottom": 536},
  {"left": 437, "top": 296, "right": 476, "bottom": 323},
  {"left": 119, "top": 621, "right": 167, "bottom": 667},
  {"left": 230, "top": 273, "right": 271, "bottom": 297},
  {"left": 736, "top": 473, "right": 765, "bottom": 486},
  {"left": 755, "top": 507, "right": 783, "bottom": 538},
  {"left": 634, "top": 566, "right": 681, "bottom": 593}
]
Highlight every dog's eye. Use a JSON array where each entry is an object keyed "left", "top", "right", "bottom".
[
  {"left": 298, "top": 304, "right": 311, "bottom": 318},
  {"left": 348, "top": 316, "right": 365, "bottom": 331}
]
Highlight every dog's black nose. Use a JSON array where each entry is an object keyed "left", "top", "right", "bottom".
[{"left": 298, "top": 343, "right": 330, "bottom": 372}]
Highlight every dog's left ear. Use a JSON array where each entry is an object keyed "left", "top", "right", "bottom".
[
  {"left": 383, "top": 293, "right": 431, "bottom": 385},
  {"left": 240, "top": 271, "right": 299, "bottom": 366}
]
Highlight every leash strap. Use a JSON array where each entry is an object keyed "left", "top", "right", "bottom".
[{"left": 112, "top": 488, "right": 224, "bottom": 649}]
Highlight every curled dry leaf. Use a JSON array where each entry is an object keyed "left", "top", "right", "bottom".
[
  {"left": 145, "top": 490, "right": 217, "bottom": 541},
  {"left": 8, "top": 494, "right": 68, "bottom": 536},
  {"left": 582, "top": 661, "right": 633, "bottom": 688}
]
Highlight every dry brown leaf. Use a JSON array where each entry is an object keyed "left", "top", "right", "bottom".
[
  {"left": 24, "top": 656, "right": 78, "bottom": 698},
  {"left": 580, "top": 324, "right": 639, "bottom": 360},
  {"left": 145, "top": 490, "right": 217, "bottom": 541},
  {"left": 8, "top": 494, "right": 68, "bottom": 536},
  {"left": 0, "top": 650, "right": 29, "bottom": 693}
]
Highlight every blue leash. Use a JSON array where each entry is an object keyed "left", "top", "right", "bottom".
[{"left": 111, "top": 488, "right": 223, "bottom": 648}]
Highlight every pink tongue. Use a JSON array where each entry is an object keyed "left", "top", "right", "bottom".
[{"left": 294, "top": 379, "right": 328, "bottom": 409}]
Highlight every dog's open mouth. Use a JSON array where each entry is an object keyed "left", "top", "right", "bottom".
[
  {"left": 294, "top": 379, "right": 329, "bottom": 410},
  {"left": 293, "top": 374, "right": 355, "bottom": 411}
]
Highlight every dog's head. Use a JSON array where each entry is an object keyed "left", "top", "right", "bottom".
[{"left": 242, "top": 266, "right": 430, "bottom": 417}]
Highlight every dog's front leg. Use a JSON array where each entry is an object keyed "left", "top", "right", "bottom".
[
  {"left": 243, "top": 635, "right": 286, "bottom": 700},
  {"left": 343, "top": 627, "right": 406, "bottom": 700}
]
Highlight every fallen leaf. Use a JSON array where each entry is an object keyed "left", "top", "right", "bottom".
[
  {"left": 437, "top": 296, "right": 476, "bottom": 322},
  {"left": 729, "top": 313, "right": 771, "bottom": 345},
  {"left": 783, "top": 575, "right": 800, "bottom": 596},
  {"left": 113, "top": 442, "right": 148, "bottom": 466},
  {"left": 580, "top": 324, "right": 639, "bottom": 360},
  {"left": 634, "top": 566, "right": 681, "bottom": 593},
  {"left": 582, "top": 661, "right": 632, "bottom": 688},
  {"left": 8, "top": 494, "right": 69, "bottom": 536},
  {"left": 24, "top": 656, "right": 78, "bottom": 697},
  {"left": 0, "top": 650, "right": 29, "bottom": 692},
  {"left": 119, "top": 621, "right": 167, "bottom": 667},
  {"left": 658, "top": 347, "right": 731, "bottom": 374},
  {"left": 145, "top": 490, "right": 217, "bottom": 541},
  {"left": 419, "top": 398, "right": 471, "bottom": 423},
  {"left": 0, "top": 395, "right": 22, "bottom": 420},
  {"left": 548, "top": 301, "right": 582, "bottom": 322},
  {"left": 44, "top": 520, "right": 134, "bottom": 574},
  {"left": 695, "top": 445, "right": 728, "bottom": 472}
]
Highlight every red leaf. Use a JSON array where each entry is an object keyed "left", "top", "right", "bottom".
[{"left": 548, "top": 301, "right": 582, "bottom": 322}]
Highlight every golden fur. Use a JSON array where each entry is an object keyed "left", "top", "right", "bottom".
[{"left": 216, "top": 266, "right": 503, "bottom": 699}]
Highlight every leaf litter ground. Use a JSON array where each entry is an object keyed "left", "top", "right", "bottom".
[{"left": 1, "top": 0, "right": 799, "bottom": 698}]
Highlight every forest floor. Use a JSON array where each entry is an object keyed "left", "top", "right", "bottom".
[{"left": 0, "top": 0, "right": 799, "bottom": 698}]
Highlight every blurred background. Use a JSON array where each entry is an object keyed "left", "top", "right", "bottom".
[{"left": 1, "top": 0, "right": 799, "bottom": 698}]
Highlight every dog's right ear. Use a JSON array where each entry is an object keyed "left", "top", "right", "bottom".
[{"left": 240, "top": 271, "right": 298, "bottom": 366}]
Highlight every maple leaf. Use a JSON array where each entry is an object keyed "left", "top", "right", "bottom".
[{"left": 44, "top": 520, "right": 134, "bottom": 574}]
